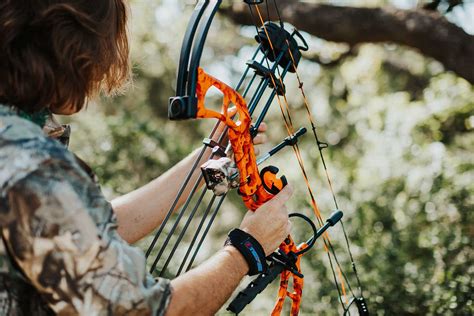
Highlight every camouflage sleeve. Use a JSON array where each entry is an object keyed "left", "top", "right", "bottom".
[{"left": 1, "top": 159, "right": 172, "bottom": 316}]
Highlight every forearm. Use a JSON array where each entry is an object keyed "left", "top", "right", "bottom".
[
  {"left": 167, "top": 246, "right": 248, "bottom": 316},
  {"left": 112, "top": 147, "right": 210, "bottom": 243},
  {"left": 112, "top": 122, "right": 266, "bottom": 244}
]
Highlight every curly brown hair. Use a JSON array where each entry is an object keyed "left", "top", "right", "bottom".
[{"left": 0, "top": 0, "right": 130, "bottom": 114}]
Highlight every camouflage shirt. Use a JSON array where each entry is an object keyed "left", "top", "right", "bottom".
[{"left": 0, "top": 105, "right": 171, "bottom": 315}]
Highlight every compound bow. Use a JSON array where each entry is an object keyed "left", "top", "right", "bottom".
[{"left": 146, "top": 1, "right": 369, "bottom": 315}]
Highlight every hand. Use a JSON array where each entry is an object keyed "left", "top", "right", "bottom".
[{"left": 238, "top": 184, "right": 293, "bottom": 256}]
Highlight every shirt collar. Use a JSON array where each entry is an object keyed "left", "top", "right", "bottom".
[{"left": 0, "top": 104, "right": 71, "bottom": 147}]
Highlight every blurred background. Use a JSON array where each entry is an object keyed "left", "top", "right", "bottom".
[{"left": 63, "top": 0, "right": 473, "bottom": 315}]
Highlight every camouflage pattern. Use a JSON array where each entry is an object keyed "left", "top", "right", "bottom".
[{"left": 0, "top": 105, "right": 171, "bottom": 315}]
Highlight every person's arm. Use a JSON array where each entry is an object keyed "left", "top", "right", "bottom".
[
  {"left": 112, "top": 146, "right": 208, "bottom": 244},
  {"left": 167, "top": 185, "right": 293, "bottom": 316},
  {"left": 2, "top": 156, "right": 291, "bottom": 316},
  {"left": 1, "top": 160, "right": 172, "bottom": 315},
  {"left": 112, "top": 123, "right": 268, "bottom": 244},
  {"left": 167, "top": 246, "right": 248, "bottom": 316}
]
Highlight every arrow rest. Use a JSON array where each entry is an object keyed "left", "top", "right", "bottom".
[{"left": 201, "top": 128, "right": 306, "bottom": 198}]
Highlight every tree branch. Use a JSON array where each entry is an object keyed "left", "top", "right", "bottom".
[
  {"left": 221, "top": 2, "right": 474, "bottom": 84},
  {"left": 304, "top": 47, "right": 357, "bottom": 68}
]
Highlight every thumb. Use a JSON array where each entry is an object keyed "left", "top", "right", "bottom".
[{"left": 272, "top": 183, "right": 293, "bottom": 205}]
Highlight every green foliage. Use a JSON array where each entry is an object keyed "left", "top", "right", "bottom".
[
  {"left": 65, "top": 2, "right": 473, "bottom": 315},
  {"left": 305, "top": 46, "right": 474, "bottom": 315}
]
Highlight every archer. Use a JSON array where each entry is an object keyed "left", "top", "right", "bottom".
[{"left": 0, "top": 1, "right": 292, "bottom": 315}]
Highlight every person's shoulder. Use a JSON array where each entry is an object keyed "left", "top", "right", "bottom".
[
  {"left": 0, "top": 107, "right": 106, "bottom": 227},
  {"left": 0, "top": 106, "right": 45, "bottom": 143},
  {"left": 0, "top": 107, "right": 79, "bottom": 191}
]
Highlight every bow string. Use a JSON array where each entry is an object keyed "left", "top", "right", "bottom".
[{"left": 246, "top": 2, "right": 368, "bottom": 314}]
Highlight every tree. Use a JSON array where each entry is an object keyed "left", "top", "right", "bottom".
[{"left": 223, "top": 0, "right": 474, "bottom": 84}]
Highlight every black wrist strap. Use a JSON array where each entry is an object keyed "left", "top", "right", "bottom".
[{"left": 225, "top": 229, "right": 268, "bottom": 276}]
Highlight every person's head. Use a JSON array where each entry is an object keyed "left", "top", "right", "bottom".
[{"left": 0, "top": 0, "right": 129, "bottom": 115}]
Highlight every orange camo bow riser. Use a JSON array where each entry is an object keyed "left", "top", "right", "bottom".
[
  {"left": 272, "top": 238, "right": 311, "bottom": 316},
  {"left": 196, "top": 67, "right": 285, "bottom": 211},
  {"left": 196, "top": 67, "right": 305, "bottom": 315}
]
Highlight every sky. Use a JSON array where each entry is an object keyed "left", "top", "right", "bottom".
[{"left": 392, "top": 0, "right": 474, "bottom": 34}]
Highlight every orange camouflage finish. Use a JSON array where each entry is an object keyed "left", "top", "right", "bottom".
[
  {"left": 196, "top": 67, "right": 306, "bottom": 315},
  {"left": 272, "top": 237, "right": 311, "bottom": 316},
  {"left": 196, "top": 67, "right": 284, "bottom": 211}
]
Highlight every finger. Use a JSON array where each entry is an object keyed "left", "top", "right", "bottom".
[
  {"left": 257, "top": 122, "right": 267, "bottom": 132},
  {"left": 254, "top": 147, "right": 260, "bottom": 156},
  {"left": 272, "top": 184, "right": 293, "bottom": 204},
  {"left": 252, "top": 133, "right": 268, "bottom": 145}
]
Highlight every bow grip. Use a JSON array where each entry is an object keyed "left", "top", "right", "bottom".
[{"left": 260, "top": 165, "right": 287, "bottom": 195}]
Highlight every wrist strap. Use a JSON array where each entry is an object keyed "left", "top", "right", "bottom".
[{"left": 225, "top": 229, "right": 268, "bottom": 276}]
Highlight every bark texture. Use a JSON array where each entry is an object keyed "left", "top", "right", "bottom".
[{"left": 222, "top": 2, "right": 474, "bottom": 84}]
